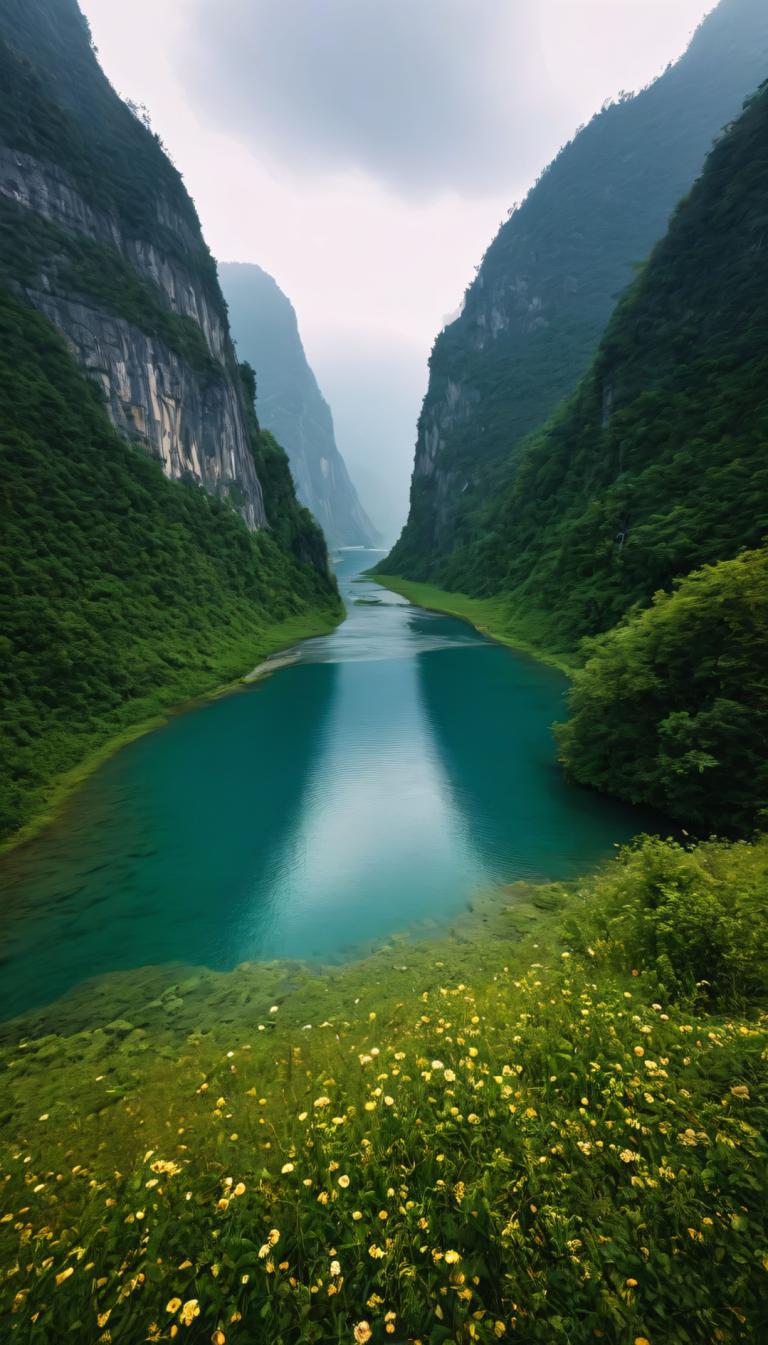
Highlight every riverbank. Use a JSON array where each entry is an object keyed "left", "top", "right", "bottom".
[
  {"left": 0, "top": 604, "right": 343, "bottom": 859},
  {"left": 372, "top": 574, "right": 578, "bottom": 676},
  {"left": 2, "top": 831, "right": 766, "bottom": 1342}
]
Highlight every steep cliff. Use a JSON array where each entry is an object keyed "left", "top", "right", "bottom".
[
  {"left": 443, "top": 79, "right": 768, "bottom": 651},
  {"left": 220, "top": 263, "right": 377, "bottom": 547},
  {"left": 0, "top": 0, "right": 267, "bottom": 527},
  {"left": 0, "top": 0, "right": 339, "bottom": 842},
  {"left": 385, "top": 0, "right": 768, "bottom": 580}
]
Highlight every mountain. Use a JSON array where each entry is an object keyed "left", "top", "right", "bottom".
[
  {"left": 385, "top": 0, "right": 768, "bottom": 582},
  {"left": 0, "top": 0, "right": 339, "bottom": 842},
  {"left": 220, "top": 262, "right": 378, "bottom": 547},
  {"left": 438, "top": 78, "right": 768, "bottom": 652}
]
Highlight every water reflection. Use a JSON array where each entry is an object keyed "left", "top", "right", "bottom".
[
  {"left": 414, "top": 629, "right": 658, "bottom": 882},
  {"left": 0, "top": 657, "right": 339, "bottom": 1017},
  {"left": 0, "top": 550, "right": 658, "bottom": 1022}
]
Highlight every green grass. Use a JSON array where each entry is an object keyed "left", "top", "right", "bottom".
[
  {"left": 372, "top": 576, "right": 578, "bottom": 676},
  {"left": 2, "top": 834, "right": 767, "bottom": 1343}
]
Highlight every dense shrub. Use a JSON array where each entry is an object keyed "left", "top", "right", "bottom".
[
  {"left": 556, "top": 549, "right": 768, "bottom": 837},
  {"left": 563, "top": 834, "right": 768, "bottom": 1007}
]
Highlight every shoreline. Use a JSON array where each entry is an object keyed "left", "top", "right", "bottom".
[
  {"left": 0, "top": 604, "right": 343, "bottom": 860},
  {"left": 372, "top": 573, "right": 578, "bottom": 676}
]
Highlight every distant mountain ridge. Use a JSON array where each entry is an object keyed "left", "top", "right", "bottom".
[
  {"left": 220, "top": 262, "right": 378, "bottom": 548},
  {"left": 385, "top": 0, "right": 768, "bottom": 582}
]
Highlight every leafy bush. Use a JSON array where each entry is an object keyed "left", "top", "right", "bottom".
[
  {"left": 563, "top": 834, "right": 768, "bottom": 1007},
  {"left": 556, "top": 548, "right": 768, "bottom": 836}
]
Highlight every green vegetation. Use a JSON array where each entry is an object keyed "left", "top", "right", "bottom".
[
  {"left": 0, "top": 287, "right": 340, "bottom": 843},
  {"left": 556, "top": 549, "right": 768, "bottom": 836},
  {"left": 386, "top": 0, "right": 768, "bottom": 580},
  {"left": 400, "top": 83, "right": 768, "bottom": 643},
  {"left": 1, "top": 834, "right": 766, "bottom": 1343}
]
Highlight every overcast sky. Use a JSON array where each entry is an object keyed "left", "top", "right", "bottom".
[{"left": 80, "top": 0, "right": 715, "bottom": 540}]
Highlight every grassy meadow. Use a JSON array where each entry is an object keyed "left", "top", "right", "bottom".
[{"left": 2, "top": 834, "right": 767, "bottom": 1344}]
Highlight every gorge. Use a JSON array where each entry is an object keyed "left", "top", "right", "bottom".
[{"left": 1, "top": 1, "right": 767, "bottom": 1341}]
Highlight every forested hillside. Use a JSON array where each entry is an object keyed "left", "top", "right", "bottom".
[
  {"left": 0, "top": 0, "right": 340, "bottom": 843},
  {"left": 439, "top": 82, "right": 768, "bottom": 646},
  {"left": 385, "top": 0, "right": 768, "bottom": 581}
]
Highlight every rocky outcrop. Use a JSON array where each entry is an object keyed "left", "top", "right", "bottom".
[
  {"left": 220, "top": 263, "right": 377, "bottom": 547},
  {"left": 0, "top": 148, "right": 266, "bottom": 527}
]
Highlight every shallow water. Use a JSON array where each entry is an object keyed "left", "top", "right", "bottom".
[{"left": 0, "top": 551, "right": 658, "bottom": 1019}]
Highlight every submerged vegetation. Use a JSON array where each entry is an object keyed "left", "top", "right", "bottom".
[{"left": 1, "top": 835, "right": 767, "bottom": 1343}]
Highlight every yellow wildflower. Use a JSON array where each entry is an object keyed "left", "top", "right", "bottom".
[
  {"left": 166, "top": 1299, "right": 182, "bottom": 1315},
  {"left": 55, "top": 1267, "right": 74, "bottom": 1287},
  {"left": 314, "top": 1097, "right": 331, "bottom": 1109},
  {"left": 281, "top": 1163, "right": 295, "bottom": 1174},
  {"left": 354, "top": 1324, "right": 373, "bottom": 1344},
  {"left": 444, "top": 1250, "right": 461, "bottom": 1264},
  {"left": 212, "top": 1332, "right": 226, "bottom": 1345},
  {"left": 233, "top": 1183, "right": 246, "bottom": 1197},
  {"left": 338, "top": 1174, "right": 350, "bottom": 1188},
  {"left": 730, "top": 1084, "right": 750, "bottom": 1099},
  {"left": 179, "top": 1301, "right": 200, "bottom": 1327}
]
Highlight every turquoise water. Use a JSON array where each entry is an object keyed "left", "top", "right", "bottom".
[{"left": 0, "top": 551, "right": 658, "bottom": 1019}]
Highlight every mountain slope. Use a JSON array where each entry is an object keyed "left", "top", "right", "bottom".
[
  {"left": 450, "top": 80, "right": 768, "bottom": 653},
  {"left": 0, "top": 0, "right": 340, "bottom": 842},
  {"left": 220, "top": 262, "right": 378, "bottom": 547},
  {"left": 385, "top": 0, "right": 768, "bottom": 580}
]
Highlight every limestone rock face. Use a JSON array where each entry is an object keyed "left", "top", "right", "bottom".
[{"left": 0, "top": 146, "right": 266, "bottom": 528}]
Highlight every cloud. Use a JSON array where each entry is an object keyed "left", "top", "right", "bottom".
[{"left": 177, "top": 0, "right": 563, "bottom": 198}]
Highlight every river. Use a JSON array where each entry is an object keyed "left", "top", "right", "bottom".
[{"left": 0, "top": 550, "right": 657, "bottom": 1020}]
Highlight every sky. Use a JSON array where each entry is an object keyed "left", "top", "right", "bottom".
[{"left": 80, "top": 0, "right": 715, "bottom": 542}]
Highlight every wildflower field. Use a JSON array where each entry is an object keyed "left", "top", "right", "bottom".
[{"left": 1, "top": 836, "right": 767, "bottom": 1344}]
